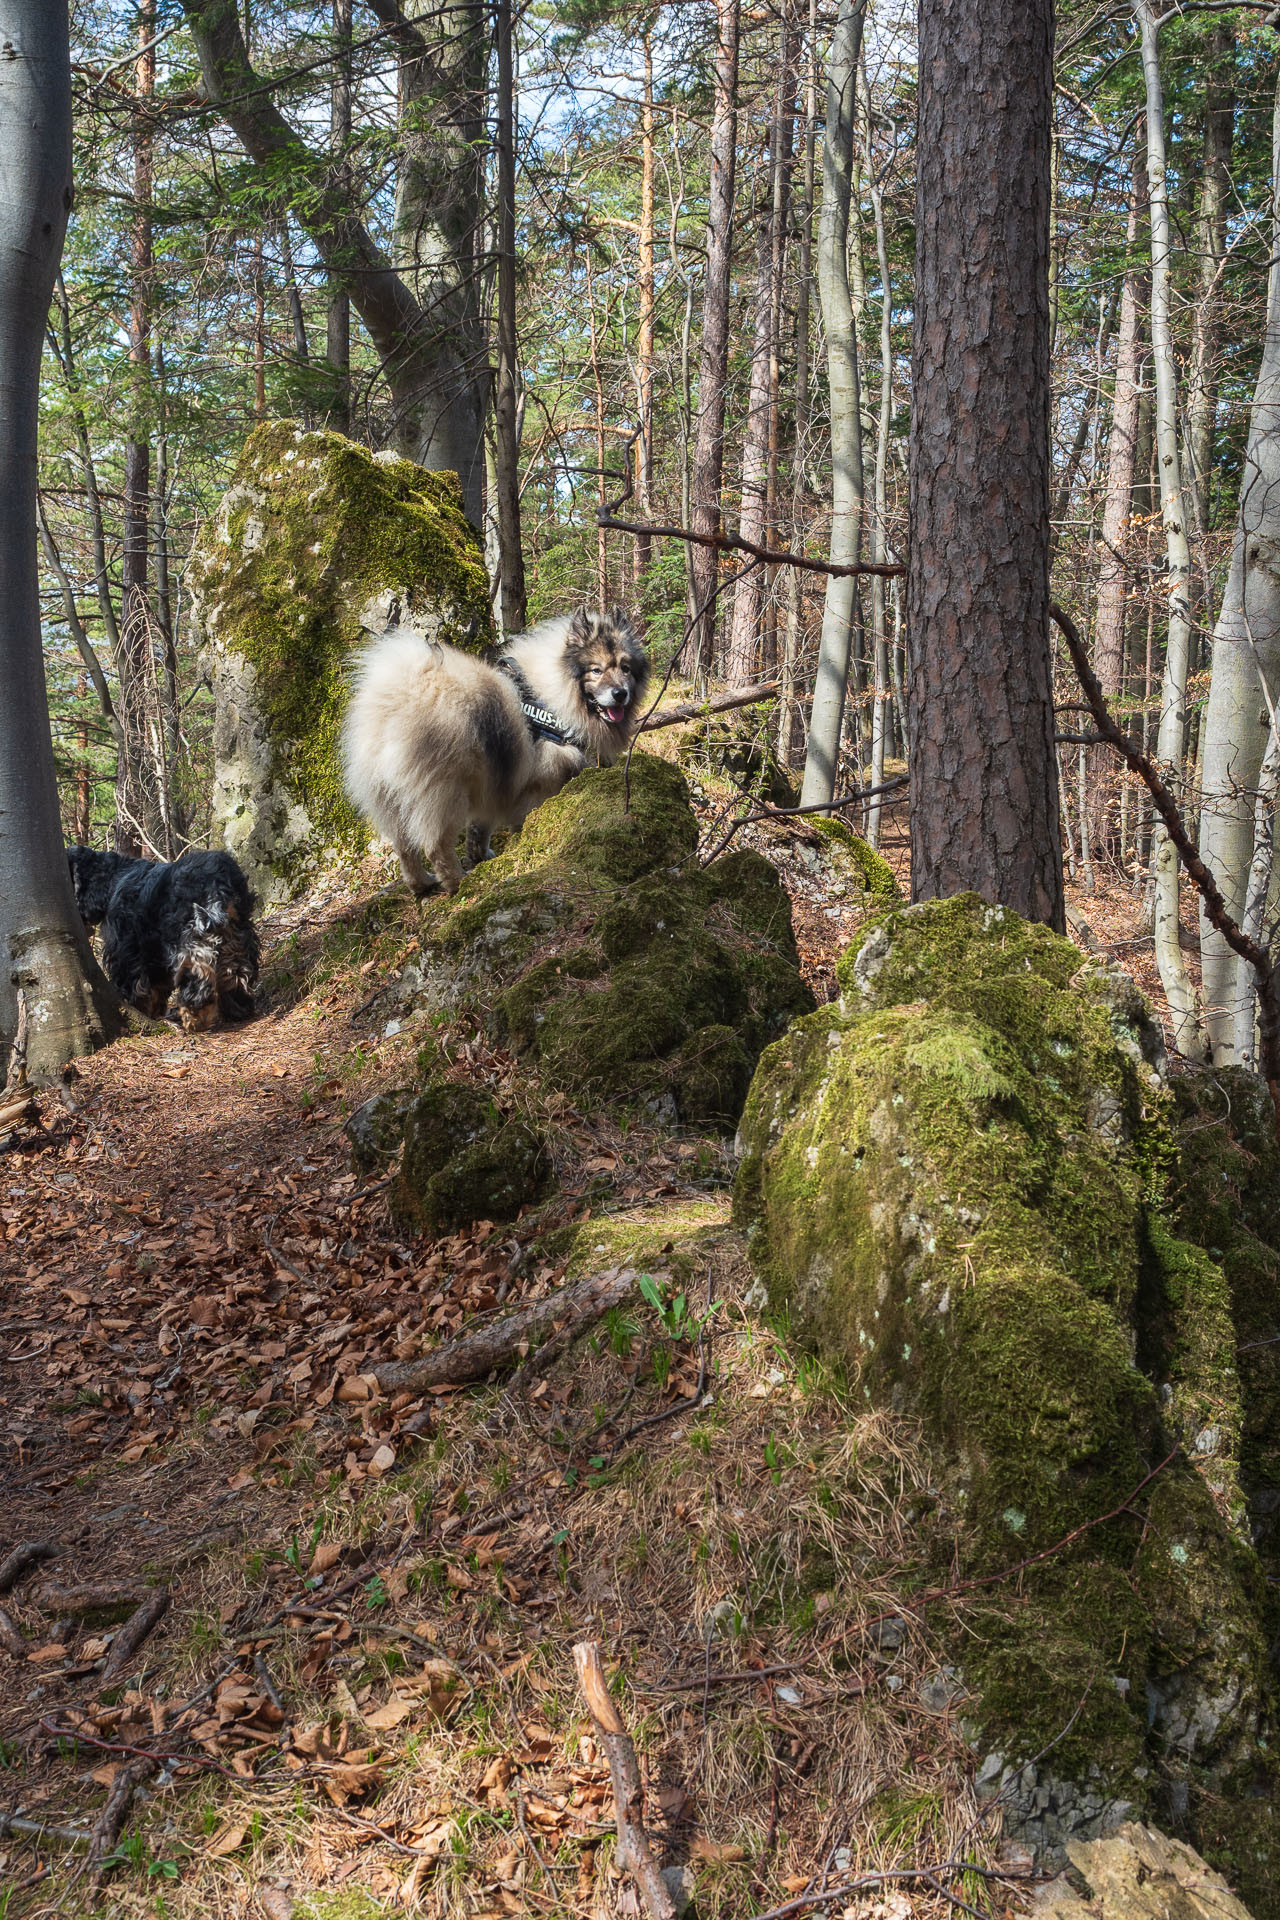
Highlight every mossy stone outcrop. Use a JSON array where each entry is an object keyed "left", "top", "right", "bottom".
[
  {"left": 389, "top": 1080, "right": 550, "bottom": 1235},
  {"left": 734, "top": 894, "right": 1278, "bottom": 1902},
  {"left": 411, "top": 754, "right": 814, "bottom": 1127},
  {"left": 190, "top": 424, "right": 494, "bottom": 901}
]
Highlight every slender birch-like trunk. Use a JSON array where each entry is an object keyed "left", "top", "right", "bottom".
[
  {"left": 687, "top": 0, "right": 739, "bottom": 672},
  {"left": 327, "top": 0, "right": 352, "bottom": 432},
  {"left": 491, "top": 0, "right": 526, "bottom": 633},
  {"left": 1199, "top": 63, "right": 1280, "bottom": 1063},
  {"left": 1138, "top": 0, "right": 1205, "bottom": 1058},
  {"left": 863, "top": 55, "right": 893, "bottom": 846},
  {"left": 0, "top": 1, "right": 121, "bottom": 1077},
  {"left": 799, "top": 0, "right": 864, "bottom": 807}
]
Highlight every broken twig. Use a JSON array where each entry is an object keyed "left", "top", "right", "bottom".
[
  {"left": 573, "top": 1640, "right": 677, "bottom": 1920},
  {"left": 102, "top": 1588, "right": 171, "bottom": 1681}
]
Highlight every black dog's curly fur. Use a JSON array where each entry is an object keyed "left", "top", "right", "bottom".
[{"left": 67, "top": 846, "right": 260, "bottom": 1030}]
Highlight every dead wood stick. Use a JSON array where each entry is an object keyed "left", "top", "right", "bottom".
[
  {"left": 103, "top": 1588, "right": 171, "bottom": 1681},
  {"left": 0, "top": 1538, "right": 56, "bottom": 1594},
  {"left": 639, "top": 682, "right": 780, "bottom": 732},
  {"left": 0, "top": 1603, "right": 27, "bottom": 1658},
  {"left": 573, "top": 1640, "right": 677, "bottom": 1920},
  {"left": 87, "top": 1755, "right": 158, "bottom": 1881},
  {"left": 372, "top": 1266, "right": 637, "bottom": 1396},
  {"left": 0, "top": 1806, "right": 92, "bottom": 1849},
  {"left": 33, "top": 1582, "right": 149, "bottom": 1619}
]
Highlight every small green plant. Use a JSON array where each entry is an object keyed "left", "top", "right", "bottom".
[
  {"left": 651, "top": 1344, "right": 672, "bottom": 1391},
  {"left": 638, "top": 1272, "right": 697, "bottom": 1341},
  {"left": 604, "top": 1304, "right": 640, "bottom": 1358},
  {"left": 365, "top": 1572, "right": 390, "bottom": 1608},
  {"left": 0, "top": 1738, "right": 22, "bottom": 1769}
]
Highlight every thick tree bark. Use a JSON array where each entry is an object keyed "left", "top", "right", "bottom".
[
  {"left": 491, "top": 0, "right": 526, "bottom": 632},
  {"left": 1199, "top": 64, "right": 1280, "bottom": 1065},
  {"left": 0, "top": 2, "right": 121, "bottom": 1079},
  {"left": 1138, "top": 0, "right": 1204, "bottom": 1058},
  {"left": 182, "top": 0, "right": 486, "bottom": 524},
  {"left": 799, "top": 0, "right": 864, "bottom": 808},
  {"left": 686, "top": 0, "right": 739, "bottom": 672},
  {"left": 780, "top": 0, "right": 818, "bottom": 768},
  {"left": 864, "top": 54, "right": 894, "bottom": 848},
  {"left": 907, "top": 0, "right": 1063, "bottom": 928}
]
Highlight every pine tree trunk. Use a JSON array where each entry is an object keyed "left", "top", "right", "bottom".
[
  {"left": 1199, "top": 63, "right": 1280, "bottom": 1065},
  {"left": 0, "top": 1, "right": 121, "bottom": 1079},
  {"left": 1138, "top": 0, "right": 1204, "bottom": 1057},
  {"left": 907, "top": 0, "right": 1063, "bottom": 928},
  {"left": 687, "top": 0, "right": 739, "bottom": 673},
  {"left": 634, "top": 25, "right": 656, "bottom": 591},
  {"left": 799, "top": 0, "right": 864, "bottom": 807},
  {"left": 864, "top": 56, "right": 893, "bottom": 847}
]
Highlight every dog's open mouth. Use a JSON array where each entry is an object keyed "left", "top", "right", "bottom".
[{"left": 597, "top": 700, "right": 628, "bottom": 726}]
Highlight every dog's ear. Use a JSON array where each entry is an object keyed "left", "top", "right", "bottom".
[{"left": 569, "top": 608, "right": 594, "bottom": 644}]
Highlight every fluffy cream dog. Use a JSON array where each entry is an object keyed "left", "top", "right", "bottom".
[{"left": 342, "top": 607, "right": 649, "bottom": 895}]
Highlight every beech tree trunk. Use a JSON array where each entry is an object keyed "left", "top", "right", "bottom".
[
  {"left": 1187, "top": 23, "right": 1235, "bottom": 539},
  {"left": 326, "top": 0, "right": 352, "bottom": 433},
  {"left": 0, "top": 1, "right": 120, "bottom": 1079},
  {"left": 1199, "top": 64, "right": 1280, "bottom": 1065},
  {"left": 1138, "top": 0, "right": 1204, "bottom": 1058},
  {"left": 726, "top": 60, "right": 793, "bottom": 689},
  {"left": 491, "top": 0, "right": 526, "bottom": 633},
  {"left": 864, "top": 54, "right": 894, "bottom": 848},
  {"left": 907, "top": 0, "right": 1063, "bottom": 928},
  {"left": 183, "top": 0, "right": 486, "bottom": 525},
  {"left": 687, "top": 0, "right": 739, "bottom": 673},
  {"left": 1089, "top": 136, "right": 1147, "bottom": 856},
  {"left": 799, "top": 0, "right": 864, "bottom": 807}
]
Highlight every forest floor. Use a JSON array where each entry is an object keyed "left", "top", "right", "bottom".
[{"left": 0, "top": 772, "right": 1188, "bottom": 1920}]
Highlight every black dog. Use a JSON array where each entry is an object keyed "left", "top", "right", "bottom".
[{"left": 67, "top": 846, "right": 260, "bottom": 1030}]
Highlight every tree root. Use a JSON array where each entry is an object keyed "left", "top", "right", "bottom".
[{"left": 103, "top": 1589, "right": 170, "bottom": 1681}]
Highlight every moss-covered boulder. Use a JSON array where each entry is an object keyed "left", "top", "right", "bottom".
[
  {"left": 677, "top": 699, "right": 797, "bottom": 806},
  {"left": 734, "top": 895, "right": 1278, "bottom": 1900},
  {"left": 389, "top": 1080, "right": 550, "bottom": 1235},
  {"left": 411, "top": 754, "right": 814, "bottom": 1127},
  {"left": 190, "top": 424, "right": 494, "bottom": 901}
]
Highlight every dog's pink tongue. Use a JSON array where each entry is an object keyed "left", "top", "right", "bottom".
[{"left": 602, "top": 704, "right": 626, "bottom": 725}]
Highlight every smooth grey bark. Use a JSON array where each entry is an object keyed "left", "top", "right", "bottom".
[
  {"left": 326, "top": 0, "right": 352, "bottom": 432},
  {"left": 1199, "top": 64, "right": 1280, "bottom": 1064},
  {"left": 1138, "top": 0, "right": 1204, "bottom": 1058},
  {"left": 799, "top": 0, "right": 865, "bottom": 808},
  {"left": 687, "top": 0, "right": 739, "bottom": 673},
  {"left": 907, "top": 0, "right": 1063, "bottom": 928},
  {"left": 1187, "top": 22, "right": 1235, "bottom": 539},
  {"left": 490, "top": 0, "right": 526, "bottom": 633},
  {"left": 182, "top": 0, "right": 486, "bottom": 524},
  {"left": 863, "top": 52, "right": 893, "bottom": 846},
  {"left": 0, "top": 1, "right": 120, "bottom": 1079}
]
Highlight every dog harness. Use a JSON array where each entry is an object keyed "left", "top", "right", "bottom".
[{"left": 497, "top": 656, "right": 579, "bottom": 746}]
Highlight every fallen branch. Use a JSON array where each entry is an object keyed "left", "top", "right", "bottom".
[
  {"left": 87, "top": 1755, "right": 158, "bottom": 1881},
  {"left": 33, "top": 1582, "right": 149, "bottom": 1619},
  {"left": 0, "top": 1806, "right": 92, "bottom": 1850},
  {"left": 573, "top": 1640, "right": 677, "bottom": 1920},
  {"left": 0, "top": 1538, "right": 56, "bottom": 1595},
  {"left": 372, "top": 1266, "right": 640, "bottom": 1397},
  {"left": 598, "top": 506, "right": 905, "bottom": 581},
  {"left": 699, "top": 776, "right": 909, "bottom": 867},
  {"left": 103, "top": 1588, "right": 171, "bottom": 1681},
  {"left": 0, "top": 1604, "right": 27, "bottom": 1659},
  {"left": 1051, "top": 599, "right": 1280, "bottom": 1137},
  {"left": 639, "top": 681, "right": 780, "bottom": 731}
]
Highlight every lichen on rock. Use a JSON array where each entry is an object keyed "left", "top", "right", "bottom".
[
  {"left": 189, "top": 424, "right": 494, "bottom": 901},
  {"left": 733, "top": 893, "right": 1278, "bottom": 1898},
  {"left": 408, "top": 754, "right": 814, "bottom": 1128}
]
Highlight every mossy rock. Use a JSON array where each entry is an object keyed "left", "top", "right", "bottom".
[
  {"left": 412, "top": 755, "right": 814, "bottom": 1128},
  {"left": 676, "top": 700, "right": 797, "bottom": 806},
  {"left": 345, "top": 1087, "right": 415, "bottom": 1176},
  {"left": 811, "top": 816, "right": 900, "bottom": 905},
  {"left": 734, "top": 894, "right": 1278, "bottom": 1897},
  {"left": 190, "top": 424, "right": 494, "bottom": 902},
  {"left": 389, "top": 1080, "right": 550, "bottom": 1234}
]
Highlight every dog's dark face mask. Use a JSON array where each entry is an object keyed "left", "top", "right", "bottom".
[
  {"left": 66, "top": 846, "right": 122, "bottom": 925},
  {"left": 568, "top": 607, "right": 649, "bottom": 731}
]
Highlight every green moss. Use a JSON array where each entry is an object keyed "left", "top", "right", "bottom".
[
  {"left": 555, "top": 1196, "right": 733, "bottom": 1280},
  {"left": 735, "top": 894, "right": 1278, "bottom": 1872},
  {"left": 415, "top": 756, "right": 814, "bottom": 1128},
  {"left": 191, "top": 424, "right": 493, "bottom": 894},
  {"left": 390, "top": 1080, "right": 550, "bottom": 1234},
  {"left": 812, "top": 816, "right": 900, "bottom": 904}
]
